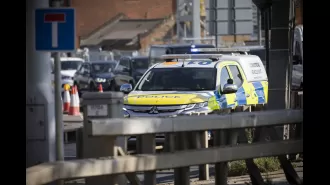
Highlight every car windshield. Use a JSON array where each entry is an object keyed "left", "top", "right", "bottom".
[
  {"left": 61, "top": 60, "right": 83, "bottom": 70},
  {"left": 132, "top": 58, "right": 149, "bottom": 69},
  {"left": 136, "top": 68, "right": 216, "bottom": 91},
  {"left": 92, "top": 63, "right": 116, "bottom": 73}
]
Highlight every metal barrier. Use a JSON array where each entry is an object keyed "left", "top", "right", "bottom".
[{"left": 27, "top": 93, "right": 303, "bottom": 185}]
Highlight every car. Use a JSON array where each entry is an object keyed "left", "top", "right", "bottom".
[
  {"left": 73, "top": 60, "right": 119, "bottom": 94},
  {"left": 51, "top": 57, "right": 85, "bottom": 92},
  {"left": 114, "top": 56, "right": 150, "bottom": 88}
]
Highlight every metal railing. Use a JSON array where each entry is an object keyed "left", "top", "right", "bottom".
[{"left": 27, "top": 108, "right": 303, "bottom": 185}]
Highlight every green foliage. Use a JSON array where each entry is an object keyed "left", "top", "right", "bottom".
[
  {"left": 245, "top": 128, "right": 253, "bottom": 143},
  {"left": 229, "top": 157, "right": 281, "bottom": 177}
]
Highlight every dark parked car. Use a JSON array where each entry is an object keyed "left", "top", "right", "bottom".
[
  {"left": 73, "top": 61, "right": 122, "bottom": 93},
  {"left": 114, "top": 56, "right": 149, "bottom": 86}
]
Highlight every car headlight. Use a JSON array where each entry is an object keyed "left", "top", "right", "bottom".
[
  {"left": 123, "top": 108, "right": 130, "bottom": 118},
  {"left": 95, "top": 78, "right": 106, "bottom": 83},
  {"left": 184, "top": 102, "right": 208, "bottom": 110}
]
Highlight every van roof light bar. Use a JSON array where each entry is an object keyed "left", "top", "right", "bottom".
[
  {"left": 191, "top": 48, "right": 250, "bottom": 53},
  {"left": 161, "top": 54, "right": 223, "bottom": 60}
]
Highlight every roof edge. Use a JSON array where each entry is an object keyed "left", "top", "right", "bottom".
[
  {"left": 81, "top": 13, "right": 127, "bottom": 39},
  {"left": 139, "top": 14, "right": 174, "bottom": 39},
  {"left": 120, "top": 18, "right": 164, "bottom": 22}
]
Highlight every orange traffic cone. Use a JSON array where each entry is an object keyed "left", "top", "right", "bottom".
[
  {"left": 68, "top": 86, "right": 80, "bottom": 116},
  {"left": 98, "top": 84, "right": 103, "bottom": 92},
  {"left": 63, "top": 84, "right": 71, "bottom": 113}
]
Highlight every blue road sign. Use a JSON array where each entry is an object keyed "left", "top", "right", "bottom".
[{"left": 35, "top": 8, "right": 75, "bottom": 51}]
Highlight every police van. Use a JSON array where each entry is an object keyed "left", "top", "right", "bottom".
[{"left": 120, "top": 49, "right": 268, "bottom": 118}]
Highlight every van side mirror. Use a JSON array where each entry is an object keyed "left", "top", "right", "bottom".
[
  {"left": 120, "top": 84, "right": 133, "bottom": 94},
  {"left": 222, "top": 84, "right": 238, "bottom": 94}
]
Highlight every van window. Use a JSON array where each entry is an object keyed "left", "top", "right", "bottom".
[
  {"left": 228, "top": 65, "right": 243, "bottom": 87},
  {"left": 220, "top": 67, "right": 231, "bottom": 92},
  {"left": 61, "top": 60, "right": 83, "bottom": 70}
]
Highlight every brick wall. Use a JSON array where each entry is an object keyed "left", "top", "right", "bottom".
[
  {"left": 139, "top": 15, "right": 176, "bottom": 53},
  {"left": 221, "top": 35, "right": 251, "bottom": 43},
  {"left": 72, "top": 0, "right": 175, "bottom": 47}
]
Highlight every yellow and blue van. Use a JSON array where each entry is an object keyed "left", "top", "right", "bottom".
[{"left": 121, "top": 53, "right": 268, "bottom": 118}]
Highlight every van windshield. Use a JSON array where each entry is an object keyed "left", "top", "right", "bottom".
[
  {"left": 61, "top": 60, "right": 83, "bottom": 70},
  {"left": 136, "top": 68, "right": 216, "bottom": 91}
]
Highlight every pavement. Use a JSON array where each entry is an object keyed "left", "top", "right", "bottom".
[{"left": 64, "top": 143, "right": 303, "bottom": 185}]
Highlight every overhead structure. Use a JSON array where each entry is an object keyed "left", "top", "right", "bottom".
[
  {"left": 176, "top": 0, "right": 201, "bottom": 43},
  {"left": 206, "top": 0, "right": 254, "bottom": 46}
]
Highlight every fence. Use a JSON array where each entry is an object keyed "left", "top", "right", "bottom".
[{"left": 26, "top": 92, "right": 303, "bottom": 185}]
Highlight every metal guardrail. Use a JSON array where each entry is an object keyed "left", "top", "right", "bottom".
[
  {"left": 88, "top": 110, "right": 302, "bottom": 136},
  {"left": 26, "top": 109, "right": 303, "bottom": 185}
]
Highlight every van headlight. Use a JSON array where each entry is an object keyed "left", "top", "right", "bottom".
[{"left": 184, "top": 102, "right": 208, "bottom": 110}]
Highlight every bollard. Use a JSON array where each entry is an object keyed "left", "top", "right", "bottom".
[{"left": 82, "top": 92, "right": 126, "bottom": 185}]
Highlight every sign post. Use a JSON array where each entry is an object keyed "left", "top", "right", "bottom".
[{"left": 35, "top": 3, "right": 75, "bottom": 185}]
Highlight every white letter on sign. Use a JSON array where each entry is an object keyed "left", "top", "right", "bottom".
[{"left": 52, "top": 22, "right": 58, "bottom": 48}]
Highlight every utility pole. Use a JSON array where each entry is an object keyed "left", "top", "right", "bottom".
[{"left": 26, "top": 0, "right": 55, "bottom": 167}]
